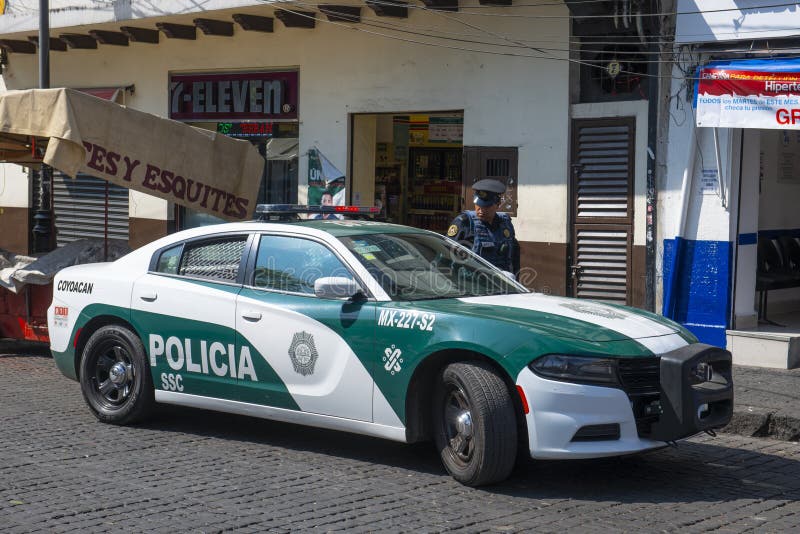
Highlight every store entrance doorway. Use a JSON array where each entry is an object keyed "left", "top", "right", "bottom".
[{"left": 350, "top": 112, "right": 464, "bottom": 233}]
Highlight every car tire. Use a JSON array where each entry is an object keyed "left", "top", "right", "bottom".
[
  {"left": 79, "top": 325, "right": 154, "bottom": 425},
  {"left": 433, "top": 361, "right": 517, "bottom": 486}
]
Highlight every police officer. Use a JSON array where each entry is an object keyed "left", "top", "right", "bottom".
[{"left": 446, "top": 179, "right": 520, "bottom": 275}]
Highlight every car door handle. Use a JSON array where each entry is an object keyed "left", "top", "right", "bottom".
[
  {"left": 139, "top": 292, "right": 158, "bottom": 302},
  {"left": 241, "top": 310, "right": 262, "bottom": 322}
]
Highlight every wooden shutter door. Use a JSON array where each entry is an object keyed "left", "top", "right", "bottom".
[{"left": 570, "top": 118, "right": 634, "bottom": 304}]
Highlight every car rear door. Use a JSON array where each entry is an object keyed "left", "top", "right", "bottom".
[
  {"left": 234, "top": 233, "right": 376, "bottom": 421},
  {"left": 131, "top": 233, "right": 251, "bottom": 400}
]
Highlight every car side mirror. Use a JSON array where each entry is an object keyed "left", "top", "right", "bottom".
[{"left": 314, "top": 277, "right": 363, "bottom": 300}]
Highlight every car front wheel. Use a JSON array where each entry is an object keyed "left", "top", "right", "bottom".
[
  {"left": 433, "top": 361, "right": 517, "bottom": 486},
  {"left": 79, "top": 325, "right": 154, "bottom": 425}
]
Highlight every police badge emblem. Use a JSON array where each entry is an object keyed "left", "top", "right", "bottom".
[
  {"left": 559, "top": 302, "right": 626, "bottom": 320},
  {"left": 503, "top": 228, "right": 511, "bottom": 238},
  {"left": 288, "top": 331, "right": 318, "bottom": 376},
  {"left": 447, "top": 224, "right": 458, "bottom": 237}
]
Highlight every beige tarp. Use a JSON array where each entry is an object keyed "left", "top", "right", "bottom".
[{"left": 0, "top": 88, "right": 264, "bottom": 221}]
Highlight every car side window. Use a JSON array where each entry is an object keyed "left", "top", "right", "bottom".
[
  {"left": 156, "top": 244, "right": 182, "bottom": 275},
  {"left": 170, "top": 237, "right": 247, "bottom": 282},
  {"left": 253, "top": 235, "right": 353, "bottom": 295}
]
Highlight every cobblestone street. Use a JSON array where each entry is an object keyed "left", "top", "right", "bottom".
[{"left": 1, "top": 349, "right": 799, "bottom": 533}]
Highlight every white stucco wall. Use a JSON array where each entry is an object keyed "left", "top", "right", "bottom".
[
  {"left": 657, "top": 60, "right": 737, "bottom": 317},
  {"left": 676, "top": 0, "right": 800, "bottom": 43},
  {"left": 661, "top": 111, "right": 734, "bottom": 244},
  {"left": 0, "top": 1, "right": 267, "bottom": 33},
  {"left": 0, "top": 2, "right": 570, "bottom": 242}
]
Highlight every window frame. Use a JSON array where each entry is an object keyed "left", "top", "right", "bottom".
[
  {"left": 243, "top": 232, "right": 374, "bottom": 300},
  {"left": 148, "top": 232, "right": 256, "bottom": 287}
]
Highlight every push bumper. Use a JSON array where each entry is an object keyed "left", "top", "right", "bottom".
[
  {"left": 648, "top": 343, "right": 733, "bottom": 442},
  {"left": 517, "top": 343, "right": 733, "bottom": 459}
]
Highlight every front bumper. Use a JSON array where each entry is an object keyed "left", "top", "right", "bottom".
[{"left": 517, "top": 343, "right": 733, "bottom": 459}]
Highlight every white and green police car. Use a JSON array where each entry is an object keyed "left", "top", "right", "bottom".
[{"left": 48, "top": 205, "right": 733, "bottom": 486}]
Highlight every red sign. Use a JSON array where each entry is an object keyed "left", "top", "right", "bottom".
[
  {"left": 169, "top": 71, "right": 298, "bottom": 121},
  {"left": 698, "top": 69, "right": 800, "bottom": 97},
  {"left": 696, "top": 68, "right": 800, "bottom": 129}
]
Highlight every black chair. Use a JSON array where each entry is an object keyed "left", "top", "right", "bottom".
[{"left": 756, "top": 236, "right": 800, "bottom": 325}]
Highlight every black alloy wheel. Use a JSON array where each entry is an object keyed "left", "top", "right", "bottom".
[
  {"left": 79, "top": 325, "right": 154, "bottom": 425},
  {"left": 433, "top": 361, "right": 518, "bottom": 487}
]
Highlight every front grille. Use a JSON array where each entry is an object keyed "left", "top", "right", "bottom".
[
  {"left": 617, "top": 357, "right": 661, "bottom": 437},
  {"left": 618, "top": 357, "right": 660, "bottom": 394}
]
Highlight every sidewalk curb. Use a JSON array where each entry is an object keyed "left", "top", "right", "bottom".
[{"left": 722, "top": 406, "right": 800, "bottom": 442}]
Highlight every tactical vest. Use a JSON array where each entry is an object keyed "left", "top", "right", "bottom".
[{"left": 465, "top": 211, "right": 515, "bottom": 271}]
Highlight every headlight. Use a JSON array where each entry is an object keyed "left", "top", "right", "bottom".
[{"left": 529, "top": 354, "right": 619, "bottom": 385}]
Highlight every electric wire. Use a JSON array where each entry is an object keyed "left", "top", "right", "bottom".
[
  {"left": 266, "top": 0, "right": 700, "bottom": 78},
  {"left": 271, "top": 2, "right": 721, "bottom": 79},
  {"left": 297, "top": 5, "right": 677, "bottom": 55},
  {"left": 334, "top": 0, "right": 800, "bottom": 19},
  {"left": 271, "top": 0, "right": 800, "bottom": 51},
  {"left": 318, "top": 2, "right": 800, "bottom": 69}
]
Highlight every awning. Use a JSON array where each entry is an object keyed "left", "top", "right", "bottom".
[
  {"left": 76, "top": 86, "right": 128, "bottom": 104},
  {"left": 695, "top": 58, "right": 800, "bottom": 129},
  {"left": 0, "top": 88, "right": 264, "bottom": 221}
]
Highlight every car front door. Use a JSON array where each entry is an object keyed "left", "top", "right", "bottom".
[
  {"left": 234, "top": 233, "right": 376, "bottom": 421},
  {"left": 131, "top": 234, "right": 250, "bottom": 400}
]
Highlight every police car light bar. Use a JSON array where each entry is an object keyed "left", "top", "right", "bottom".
[{"left": 254, "top": 204, "right": 380, "bottom": 220}]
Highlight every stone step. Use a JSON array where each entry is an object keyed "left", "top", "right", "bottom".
[{"left": 726, "top": 329, "right": 800, "bottom": 369}]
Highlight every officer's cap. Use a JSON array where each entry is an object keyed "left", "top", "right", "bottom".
[{"left": 472, "top": 179, "right": 505, "bottom": 207}]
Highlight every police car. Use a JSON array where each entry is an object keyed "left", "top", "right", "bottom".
[{"left": 48, "top": 205, "right": 733, "bottom": 486}]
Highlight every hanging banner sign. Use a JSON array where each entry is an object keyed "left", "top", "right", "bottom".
[
  {"left": 696, "top": 67, "right": 800, "bottom": 129},
  {"left": 0, "top": 88, "right": 264, "bottom": 221},
  {"left": 307, "top": 148, "right": 345, "bottom": 207},
  {"left": 170, "top": 71, "right": 298, "bottom": 122}
]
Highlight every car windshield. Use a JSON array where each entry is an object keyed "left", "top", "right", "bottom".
[{"left": 338, "top": 232, "right": 527, "bottom": 301}]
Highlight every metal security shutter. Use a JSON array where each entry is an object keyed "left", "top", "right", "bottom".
[
  {"left": 572, "top": 119, "right": 634, "bottom": 223},
  {"left": 570, "top": 118, "right": 635, "bottom": 304},
  {"left": 52, "top": 172, "right": 129, "bottom": 247},
  {"left": 573, "top": 224, "right": 631, "bottom": 303}
]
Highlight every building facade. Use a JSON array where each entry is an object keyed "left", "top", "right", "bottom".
[
  {"left": 0, "top": 0, "right": 664, "bottom": 309},
  {"left": 661, "top": 1, "right": 800, "bottom": 366}
]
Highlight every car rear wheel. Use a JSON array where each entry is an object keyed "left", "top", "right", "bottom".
[
  {"left": 79, "top": 325, "right": 154, "bottom": 425},
  {"left": 433, "top": 361, "right": 517, "bottom": 486}
]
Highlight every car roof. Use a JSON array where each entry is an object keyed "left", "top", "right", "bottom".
[
  {"left": 171, "top": 219, "right": 431, "bottom": 238},
  {"left": 292, "top": 219, "right": 430, "bottom": 237},
  {"left": 121, "top": 219, "right": 435, "bottom": 268}
]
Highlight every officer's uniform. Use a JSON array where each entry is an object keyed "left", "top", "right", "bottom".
[{"left": 446, "top": 179, "right": 520, "bottom": 275}]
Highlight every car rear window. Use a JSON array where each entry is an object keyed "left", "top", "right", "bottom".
[{"left": 155, "top": 237, "right": 248, "bottom": 282}]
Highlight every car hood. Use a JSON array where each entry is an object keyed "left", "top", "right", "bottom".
[{"left": 418, "top": 293, "right": 683, "bottom": 344}]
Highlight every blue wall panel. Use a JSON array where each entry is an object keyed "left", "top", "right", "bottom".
[{"left": 662, "top": 237, "right": 732, "bottom": 348}]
